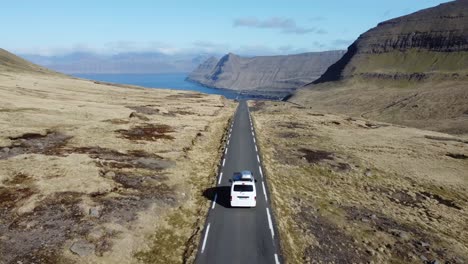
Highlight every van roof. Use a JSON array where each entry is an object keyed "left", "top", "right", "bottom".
[{"left": 233, "top": 171, "right": 254, "bottom": 181}]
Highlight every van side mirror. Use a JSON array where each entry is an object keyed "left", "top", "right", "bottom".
[
  {"left": 255, "top": 179, "right": 258, "bottom": 183},
  {"left": 229, "top": 179, "right": 232, "bottom": 183}
]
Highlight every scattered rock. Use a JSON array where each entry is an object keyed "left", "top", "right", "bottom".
[
  {"left": 419, "top": 241, "right": 430, "bottom": 248},
  {"left": 89, "top": 207, "right": 100, "bottom": 218},
  {"left": 364, "top": 169, "right": 372, "bottom": 177},
  {"left": 129, "top": 112, "right": 150, "bottom": 121},
  {"left": 70, "top": 240, "right": 95, "bottom": 256},
  {"left": 104, "top": 171, "right": 116, "bottom": 178}
]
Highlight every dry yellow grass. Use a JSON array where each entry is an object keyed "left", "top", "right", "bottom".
[
  {"left": 0, "top": 71, "right": 236, "bottom": 263},
  {"left": 250, "top": 101, "right": 468, "bottom": 264},
  {"left": 290, "top": 79, "right": 468, "bottom": 135}
]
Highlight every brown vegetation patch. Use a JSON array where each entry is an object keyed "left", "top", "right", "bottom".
[
  {"left": 361, "top": 122, "right": 389, "bottom": 129},
  {"left": 249, "top": 101, "right": 266, "bottom": 112},
  {"left": 299, "top": 148, "right": 334, "bottom": 163},
  {"left": 169, "top": 110, "right": 194, "bottom": 116},
  {"left": 298, "top": 205, "right": 370, "bottom": 263},
  {"left": 344, "top": 206, "right": 465, "bottom": 263},
  {"left": 331, "top": 162, "right": 352, "bottom": 172},
  {"left": 127, "top": 106, "right": 161, "bottom": 115},
  {"left": 420, "top": 191, "right": 462, "bottom": 210},
  {"left": 446, "top": 153, "right": 468, "bottom": 160},
  {"left": 103, "top": 118, "right": 130, "bottom": 125},
  {"left": 116, "top": 124, "right": 175, "bottom": 141},
  {"left": 3, "top": 173, "right": 34, "bottom": 185},
  {"left": 70, "top": 147, "right": 174, "bottom": 170},
  {"left": 278, "top": 132, "right": 300, "bottom": 138},
  {"left": 0, "top": 186, "right": 35, "bottom": 210},
  {"left": 371, "top": 186, "right": 425, "bottom": 208},
  {"left": 0, "top": 192, "right": 88, "bottom": 263},
  {"left": 96, "top": 182, "right": 175, "bottom": 224},
  {"left": 278, "top": 121, "right": 309, "bottom": 130},
  {"left": 165, "top": 93, "right": 204, "bottom": 99},
  {"left": 0, "top": 131, "right": 71, "bottom": 159},
  {"left": 424, "top": 135, "right": 468, "bottom": 144},
  {"left": 309, "top": 113, "right": 325, "bottom": 116}
]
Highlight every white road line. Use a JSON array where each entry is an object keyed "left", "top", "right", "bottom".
[
  {"left": 212, "top": 193, "right": 217, "bottom": 209},
  {"left": 227, "top": 139, "right": 230, "bottom": 145},
  {"left": 222, "top": 158, "right": 226, "bottom": 167},
  {"left": 255, "top": 145, "right": 258, "bottom": 152},
  {"left": 218, "top": 172, "right": 223, "bottom": 184},
  {"left": 259, "top": 166, "right": 263, "bottom": 178},
  {"left": 257, "top": 155, "right": 260, "bottom": 163},
  {"left": 262, "top": 181, "right": 268, "bottom": 202},
  {"left": 201, "top": 223, "right": 211, "bottom": 253},
  {"left": 266, "top": 208, "right": 275, "bottom": 238},
  {"left": 252, "top": 131, "right": 255, "bottom": 137},
  {"left": 274, "top": 254, "right": 280, "bottom": 264},
  {"left": 253, "top": 138, "right": 256, "bottom": 143},
  {"left": 225, "top": 147, "right": 228, "bottom": 154}
]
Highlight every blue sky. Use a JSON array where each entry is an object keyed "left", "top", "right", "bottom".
[{"left": 2, "top": 0, "right": 449, "bottom": 56}]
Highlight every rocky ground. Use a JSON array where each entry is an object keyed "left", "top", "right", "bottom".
[
  {"left": 250, "top": 101, "right": 468, "bottom": 264},
  {"left": 0, "top": 72, "right": 236, "bottom": 263}
]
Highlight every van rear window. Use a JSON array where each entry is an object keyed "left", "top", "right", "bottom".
[{"left": 234, "top": 185, "right": 253, "bottom": 192}]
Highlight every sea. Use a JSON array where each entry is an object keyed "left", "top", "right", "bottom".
[{"left": 73, "top": 73, "right": 272, "bottom": 100}]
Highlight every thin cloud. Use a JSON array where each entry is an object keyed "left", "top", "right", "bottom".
[
  {"left": 309, "top": 16, "right": 326, "bottom": 21},
  {"left": 233, "top": 17, "right": 320, "bottom": 35}
]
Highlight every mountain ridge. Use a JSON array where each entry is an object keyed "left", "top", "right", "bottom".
[
  {"left": 187, "top": 51, "right": 345, "bottom": 97},
  {"left": 290, "top": 0, "right": 468, "bottom": 135},
  {"left": 18, "top": 52, "right": 218, "bottom": 74}
]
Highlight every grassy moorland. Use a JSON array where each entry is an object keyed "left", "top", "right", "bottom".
[
  {"left": 250, "top": 100, "right": 468, "bottom": 264},
  {"left": 0, "top": 67, "right": 236, "bottom": 263}
]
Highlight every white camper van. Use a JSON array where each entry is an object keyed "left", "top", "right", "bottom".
[{"left": 230, "top": 171, "right": 257, "bottom": 208}]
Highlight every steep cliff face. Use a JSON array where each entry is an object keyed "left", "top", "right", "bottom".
[
  {"left": 290, "top": 0, "right": 468, "bottom": 135},
  {"left": 186, "top": 56, "right": 219, "bottom": 81},
  {"left": 187, "top": 51, "right": 345, "bottom": 95},
  {"left": 314, "top": 0, "right": 468, "bottom": 83}
]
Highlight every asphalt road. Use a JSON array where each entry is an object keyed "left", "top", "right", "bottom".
[{"left": 195, "top": 100, "right": 281, "bottom": 264}]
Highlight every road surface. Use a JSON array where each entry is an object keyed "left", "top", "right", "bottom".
[{"left": 195, "top": 101, "right": 281, "bottom": 264}]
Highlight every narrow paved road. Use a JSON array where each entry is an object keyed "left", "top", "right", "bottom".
[{"left": 195, "top": 101, "right": 281, "bottom": 264}]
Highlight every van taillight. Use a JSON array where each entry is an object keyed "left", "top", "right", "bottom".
[
  {"left": 230, "top": 196, "right": 232, "bottom": 201},
  {"left": 254, "top": 196, "right": 256, "bottom": 200}
]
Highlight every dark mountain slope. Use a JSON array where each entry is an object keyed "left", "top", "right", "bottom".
[{"left": 187, "top": 51, "right": 345, "bottom": 97}]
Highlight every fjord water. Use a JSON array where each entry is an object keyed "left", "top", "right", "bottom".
[{"left": 73, "top": 73, "right": 253, "bottom": 100}]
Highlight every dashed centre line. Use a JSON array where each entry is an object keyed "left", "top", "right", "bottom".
[
  {"left": 201, "top": 223, "right": 211, "bottom": 253},
  {"left": 257, "top": 154, "right": 260, "bottom": 163},
  {"left": 218, "top": 172, "right": 223, "bottom": 184},
  {"left": 274, "top": 254, "right": 280, "bottom": 264},
  {"left": 212, "top": 193, "right": 217, "bottom": 209},
  {"left": 262, "top": 181, "right": 268, "bottom": 202},
  {"left": 266, "top": 208, "right": 275, "bottom": 238}
]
